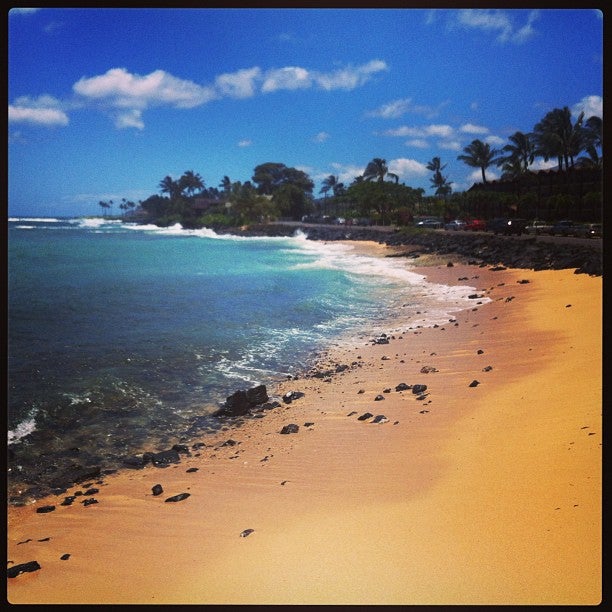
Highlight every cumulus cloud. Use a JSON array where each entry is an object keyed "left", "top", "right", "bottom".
[
  {"left": 486, "top": 135, "right": 505, "bottom": 146},
  {"left": 260, "top": 60, "right": 388, "bottom": 93},
  {"left": 329, "top": 162, "right": 366, "bottom": 185},
  {"left": 314, "top": 59, "right": 388, "bottom": 91},
  {"left": 389, "top": 158, "right": 429, "bottom": 178},
  {"left": 405, "top": 139, "right": 429, "bottom": 148},
  {"left": 73, "top": 67, "right": 217, "bottom": 109},
  {"left": 262, "top": 66, "right": 312, "bottom": 92},
  {"left": 8, "top": 95, "right": 69, "bottom": 126},
  {"left": 459, "top": 123, "right": 489, "bottom": 135},
  {"left": 572, "top": 95, "right": 602, "bottom": 118},
  {"left": 384, "top": 124, "right": 456, "bottom": 139},
  {"left": 15, "top": 59, "right": 388, "bottom": 130},
  {"left": 215, "top": 67, "right": 261, "bottom": 98},
  {"left": 468, "top": 167, "right": 500, "bottom": 184},
  {"left": 439, "top": 140, "right": 462, "bottom": 151},
  {"left": 115, "top": 109, "right": 144, "bottom": 130}
]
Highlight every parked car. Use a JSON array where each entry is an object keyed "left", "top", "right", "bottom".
[
  {"left": 547, "top": 220, "right": 578, "bottom": 236},
  {"left": 486, "top": 218, "right": 527, "bottom": 235},
  {"left": 463, "top": 218, "right": 486, "bottom": 231},
  {"left": 444, "top": 219, "right": 467, "bottom": 231},
  {"left": 572, "top": 223, "right": 602, "bottom": 238},
  {"left": 416, "top": 218, "right": 444, "bottom": 229},
  {"left": 525, "top": 219, "right": 553, "bottom": 235}
]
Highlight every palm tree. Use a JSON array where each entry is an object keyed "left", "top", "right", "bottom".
[
  {"left": 578, "top": 115, "right": 603, "bottom": 168},
  {"left": 320, "top": 174, "right": 339, "bottom": 197},
  {"left": 219, "top": 175, "right": 232, "bottom": 196},
  {"left": 98, "top": 200, "right": 111, "bottom": 217},
  {"left": 426, "top": 157, "right": 453, "bottom": 196},
  {"left": 179, "top": 170, "right": 204, "bottom": 197},
  {"left": 457, "top": 139, "right": 500, "bottom": 184},
  {"left": 497, "top": 131, "right": 535, "bottom": 174},
  {"left": 363, "top": 158, "right": 399, "bottom": 183},
  {"left": 159, "top": 175, "right": 180, "bottom": 199},
  {"left": 499, "top": 157, "right": 524, "bottom": 181},
  {"left": 532, "top": 106, "right": 584, "bottom": 171}
]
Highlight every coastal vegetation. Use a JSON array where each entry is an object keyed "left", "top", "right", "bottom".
[{"left": 102, "top": 105, "right": 601, "bottom": 228}]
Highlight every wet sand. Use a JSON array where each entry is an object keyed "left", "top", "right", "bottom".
[{"left": 7, "top": 247, "right": 602, "bottom": 605}]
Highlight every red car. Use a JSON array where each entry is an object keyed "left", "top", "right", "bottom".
[{"left": 464, "top": 219, "right": 486, "bottom": 231}]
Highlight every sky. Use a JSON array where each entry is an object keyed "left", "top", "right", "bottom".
[{"left": 8, "top": 7, "right": 603, "bottom": 218}]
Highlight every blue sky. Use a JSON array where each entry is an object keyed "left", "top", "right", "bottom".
[{"left": 8, "top": 7, "right": 603, "bottom": 218}]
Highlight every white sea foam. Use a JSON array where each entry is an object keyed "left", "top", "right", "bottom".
[
  {"left": 75, "top": 217, "right": 123, "bottom": 228},
  {"left": 282, "top": 234, "right": 491, "bottom": 317},
  {"left": 9, "top": 217, "right": 63, "bottom": 223},
  {"left": 8, "top": 414, "right": 37, "bottom": 445}
]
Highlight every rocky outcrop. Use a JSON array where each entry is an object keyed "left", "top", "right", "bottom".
[
  {"left": 222, "top": 223, "right": 602, "bottom": 275},
  {"left": 214, "top": 384, "right": 270, "bottom": 417}
]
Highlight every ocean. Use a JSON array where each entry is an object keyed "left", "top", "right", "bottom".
[{"left": 7, "top": 217, "right": 483, "bottom": 502}]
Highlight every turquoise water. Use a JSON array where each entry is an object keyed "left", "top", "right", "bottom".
[{"left": 8, "top": 217, "right": 481, "bottom": 500}]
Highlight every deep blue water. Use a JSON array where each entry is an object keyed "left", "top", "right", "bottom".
[{"left": 7, "top": 217, "right": 480, "bottom": 501}]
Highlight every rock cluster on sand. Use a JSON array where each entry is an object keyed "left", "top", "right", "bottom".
[{"left": 224, "top": 224, "right": 602, "bottom": 276}]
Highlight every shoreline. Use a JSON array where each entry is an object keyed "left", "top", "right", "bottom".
[{"left": 7, "top": 242, "right": 602, "bottom": 605}]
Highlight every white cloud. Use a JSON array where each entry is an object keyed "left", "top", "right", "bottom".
[
  {"left": 367, "top": 97, "right": 449, "bottom": 119},
  {"left": 389, "top": 158, "right": 429, "bottom": 178},
  {"left": 8, "top": 95, "right": 69, "bottom": 126},
  {"left": 262, "top": 66, "right": 312, "bottom": 93},
  {"left": 382, "top": 124, "right": 456, "bottom": 140},
  {"left": 439, "top": 140, "right": 462, "bottom": 151},
  {"left": 215, "top": 67, "right": 261, "bottom": 98},
  {"left": 427, "top": 124, "right": 455, "bottom": 138},
  {"left": 531, "top": 158, "right": 557, "bottom": 171},
  {"left": 314, "top": 59, "right": 388, "bottom": 91},
  {"left": 15, "top": 59, "right": 388, "bottom": 131},
  {"left": 383, "top": 125, "right": 420, "bottom": 137},
  {"left": 512, "top": 10, "right": 540, "bottom": 44},
  {"left": 459, "top": 123, "right": 489, "bottom": 135},
  {"left": 468, "top": 167, "right": 500, "bottom": 184},
  {"left": 367, "top": 98, "right": 414, "bottom": 119},
  {"left": 73, "top": 67, "right": 217, "bottom": 109},
  {"left": 405, "top": 139, "right": 429, "bottom": 148},
  {"left": 115, "top": 109, "right": 144, "bottom": 130},
  {"left": 329, "top": 162, "right": 366, "bottom": 185},
  {"left": 572, "top": 95, "right": 602, "bottom": 119},
  {"left": 237, "top": 139, "right": 252, "bottom": 147},
  {"left": 453, "top": 9, "right": 539, "bottom": 44},
  {"left": 313, "top": 131, "right": 330, "bottom": 143},
  {"left": 486, "top": 135, "right": 505, "bottom": 146}
]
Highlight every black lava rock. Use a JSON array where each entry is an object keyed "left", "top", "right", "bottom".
[
  {"left": 7, "top": 561, "right": 41, "bottom": 578},
  {"left": 165, "top": 493, "right": 190, "bottom": 503},
  {"left": 151, "top": 484, "right": 164, "bottom": 496},
  {"left": 280, "top": 424, "right": 300, "bottom": 434}
]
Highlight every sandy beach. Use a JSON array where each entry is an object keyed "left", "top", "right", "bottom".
[{"left": 6, "top": 244, "right": 602, "bottom": 605}]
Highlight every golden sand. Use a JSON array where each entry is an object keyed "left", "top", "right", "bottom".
[{"left": 7, "top": 247, "right": 602, "bottom": 605}]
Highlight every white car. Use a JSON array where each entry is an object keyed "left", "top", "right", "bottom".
[
  {"left": 444, "top": 219, "right": 466, "bottom": 231},
  {"left": 525, "top": 220, "right": 552, "bottom": 235},
  {"left": 416, "top": 218, "right": 443, "bottom": 229}
]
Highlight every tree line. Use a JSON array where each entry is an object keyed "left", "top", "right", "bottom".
[{"left": 101, "top": 105, "right": 601, "bottom": 227}]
